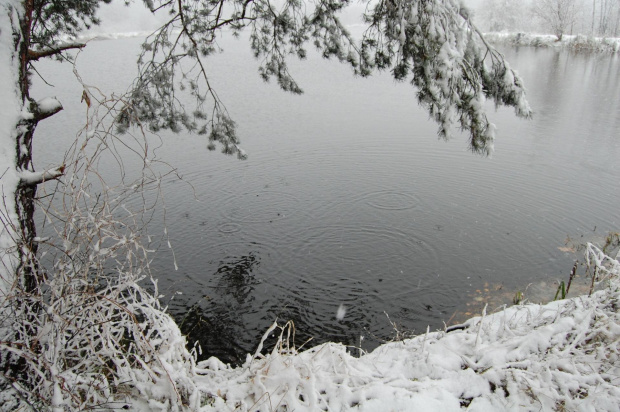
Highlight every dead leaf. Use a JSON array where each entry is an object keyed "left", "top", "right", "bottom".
[
  {"left": 558, "top": 246, "right": 576, "bottom": 253},
  {"left": 81, "top": 90, "right": 91, "bottom": 107}
]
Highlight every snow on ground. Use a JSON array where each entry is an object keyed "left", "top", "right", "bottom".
[
  {"left": 484, "top": 32, "right": 620, "bottom": 54},
  {"left": 191, "top": 244, "right": 620, "bottom": 411}
]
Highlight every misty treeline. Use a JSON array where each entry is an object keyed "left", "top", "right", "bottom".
[{"left": 477, "top": 0, "right": 620, "bottom": 38}]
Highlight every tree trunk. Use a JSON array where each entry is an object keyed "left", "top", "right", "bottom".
[
  {"left": 600, "top": 0, "right": 605, "bottom": 34},
  {"left": 1, "top": 3, "right": 24, "bottom": 295},
  {"left": 0, "top": 1, "right": 65, "bottom": 387},
  {"left": 593, "top": 0, "right": 597, "bottom": 35},
  {"left": 14, "top": 0, "right": 40, "bottom": 293},
  {"left": 2, "top": 0, "right": 68, "bottom": 305},
  {"left": 7, "top": 1, "right": 63, "bottom": 293}
]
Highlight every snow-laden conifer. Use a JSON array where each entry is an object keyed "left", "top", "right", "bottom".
[{"left": 120, "top": 0, "right": 532, "bottom": 156}]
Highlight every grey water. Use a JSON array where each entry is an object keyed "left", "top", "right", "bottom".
[{"left": 33, "top": 35, "right": 620, "bottom": 364}]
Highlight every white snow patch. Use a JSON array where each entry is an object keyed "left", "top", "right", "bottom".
[
  {"left": 37, "top": 96, "right": 62, "bottom": 114},
  {"left": 0, "top": 1, "right": 24, "bottom": 296}
]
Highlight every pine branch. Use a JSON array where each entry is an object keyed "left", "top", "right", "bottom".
[{"left": 27, "top": 42, "right": 86, "bottom": 61}]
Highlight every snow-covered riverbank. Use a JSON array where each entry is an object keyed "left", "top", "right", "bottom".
[
  {"left": 484, "top": 32, "right": 620, "bottom": 54},
  {"left": 188, "top": 243, "right": 620, "bottom": 411}
]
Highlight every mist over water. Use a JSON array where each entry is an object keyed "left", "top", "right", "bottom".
[{"left": 33, "top": 35, "right": 620, "bottom": 364}]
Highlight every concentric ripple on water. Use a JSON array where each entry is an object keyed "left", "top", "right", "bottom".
[
  {"left": 217, "top": 222, "right": 242, "bottom": 234},
  {"left": 358, "top": 190, "right": 422, "bottom": 211},
  {"left": 220, "top": 190, "right": 301, "bottom": 223}
]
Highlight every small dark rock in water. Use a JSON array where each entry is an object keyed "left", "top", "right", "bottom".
[{"left": 425, "top": 304, "right": 432, "bottom": 311}]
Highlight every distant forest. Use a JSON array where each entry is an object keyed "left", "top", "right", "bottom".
[{"left": 474, "top": 0, "right": 620, "bottom": 38}]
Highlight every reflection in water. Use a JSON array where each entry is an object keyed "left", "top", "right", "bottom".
[
  {"left": 177, "top": 251, "right": 260, "bottom": 364},
  {"left": 214, "top": 252, "right": 260, "bottom": 303}
]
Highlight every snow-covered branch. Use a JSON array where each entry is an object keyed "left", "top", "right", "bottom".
[
  {"left": 33, "top": 97, "right": 62, "bottom": 122},
  {"left": 18, "top": 166, "right": 64, "bottom": 185},
  {"left": 27, "top": 42, "right": 85, "bottom": 61}
]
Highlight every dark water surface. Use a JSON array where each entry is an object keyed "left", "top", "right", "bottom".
[{"left": 34, "top": 35, "right": 620, "bottom": 364}]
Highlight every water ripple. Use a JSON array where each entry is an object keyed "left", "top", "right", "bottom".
[
  {"left": 220, "top": 190, "right": 301, "bottom": 223},
  {"left": 217, "top": 222, "right": 242, "bottom": 233},
  {"left": 358, "top": 190, "right": 421, "bottom": 211}
]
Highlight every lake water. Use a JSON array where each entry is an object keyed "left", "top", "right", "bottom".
[{"left": 33, "top": 35, "right": 620, "bottom": 364}]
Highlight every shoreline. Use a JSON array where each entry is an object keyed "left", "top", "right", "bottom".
[{"left": 483, "top": 32, "right": 620, "bottom": 54}]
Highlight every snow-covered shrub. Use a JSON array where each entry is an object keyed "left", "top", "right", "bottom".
[
  {"left": 570, "top": 35, "right": 620, "bottom": 53},
  {"left": 483, "top": 32, "right": 620, "bottom": 54},
  {"left": 0, "top": 81, "right": 199, "bottom": 411}
]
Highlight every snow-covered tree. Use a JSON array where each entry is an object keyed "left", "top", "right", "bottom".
[
  {"left": 1, "top": 0, "right": 103, "bottom": 295},
  {"left": 533, "top": 0, "right": 581, "bottom": 40},
  {"left": 479, "top": 0, "right": 532, "bottom": 32},
  {"left": 590, "top": 0, "right": 620, "bottom": 36},
  {"left": 1, "top": 0, "right": 532, "bottom": 408},
  {"left": 124, "top": 0, "right": 531, "bottom": 156}
]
